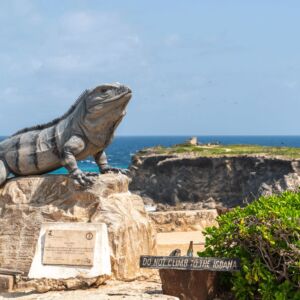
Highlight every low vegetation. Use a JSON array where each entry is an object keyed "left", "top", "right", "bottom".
[
  {"left": 142, "top": 144, "right": 300, "bottom": 159},
  {"left": 198, "top": 191, "right": 300, "bottom": 300}
]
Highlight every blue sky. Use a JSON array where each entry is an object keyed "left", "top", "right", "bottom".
[{"left": 0, "top": 1, "right": 299, "bottom": 135}]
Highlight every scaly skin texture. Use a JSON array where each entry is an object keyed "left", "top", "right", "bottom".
[{"left": 0, "top": 83, "right": 132, "bottom": 186}]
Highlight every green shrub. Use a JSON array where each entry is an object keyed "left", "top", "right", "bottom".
[{"left": 198, "top": 191, "right": 300, "bottom": 300}]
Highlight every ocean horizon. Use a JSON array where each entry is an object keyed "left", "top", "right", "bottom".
[{"left": 1, "top": 135, "right": 299, "bottom": 174}]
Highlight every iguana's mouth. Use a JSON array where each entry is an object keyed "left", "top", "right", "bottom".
[
  {"left": 102, "top": 90, "right": 132, "bottom": 104},
  {"left": 85, "top": 84, "right": 132, "bottom": 111}
]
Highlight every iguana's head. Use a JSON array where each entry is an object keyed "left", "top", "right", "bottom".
[
  {"left": 81, "top": 82, "right": 132, "bottom": 146},
  {"left": 85, "top": 82, "right": 132, "bottom": 112}
]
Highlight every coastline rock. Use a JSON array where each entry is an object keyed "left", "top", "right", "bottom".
[
  {"left": 0, "top": 174, "right": 157, "bottom": 282},
  {"left": 149, "top": 210, "right": 218, "bottom": 233},
  {"left": 130, "top": 153, "right": 300, "bottom": 207}
]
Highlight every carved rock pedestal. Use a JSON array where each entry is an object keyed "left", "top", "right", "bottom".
[
  {"left": 0, "top": 174, "right": 157, "bottom": 288},
  {"left": 159, "top": 269, "right": 217, "bottom": 300}
]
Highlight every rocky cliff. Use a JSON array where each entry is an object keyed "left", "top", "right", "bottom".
[{"left": 130, "top": 152, "right": 300, "bottom": 208}]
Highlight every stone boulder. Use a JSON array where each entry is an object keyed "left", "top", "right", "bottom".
[{"left": 0, "top": 174, "right": 157, "bottom": 281}]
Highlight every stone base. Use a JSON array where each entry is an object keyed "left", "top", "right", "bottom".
[
  {"left": 15, "top": 275, "right": 109, "bottom": 293},
  {"left": 159, "top": 269, "right": 217, "bottom": 300},
  {"left": 0, "top": 274, "right": 14, "bottom": 292},
  {"left": 0, "top": 174, "right": 157, "bottom": 284}
]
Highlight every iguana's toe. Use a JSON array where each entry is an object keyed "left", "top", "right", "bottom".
[
  {"left": 85, "top": 172, "right": 99, "bottom": 177},
  {"left": 82, "top": 174, "right": 94, "bottom": 185},
  {"left": 119, "top": 168, "right": 130, "bottom": 175},
  {"left": 71, "top": 170, "right": 94, "bottom": 186}
]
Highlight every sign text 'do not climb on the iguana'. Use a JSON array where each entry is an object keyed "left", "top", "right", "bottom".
[{"left": 140, "top": 256, "right": 240, "bottom": 272}]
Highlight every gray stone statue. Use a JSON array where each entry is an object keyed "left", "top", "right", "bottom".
[{"left": 0, "top": 83, "right": 132, "bottom": 186}]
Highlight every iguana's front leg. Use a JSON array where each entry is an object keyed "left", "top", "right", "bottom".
[
  {"left": 94, "top": 151, "right": 129, "bottom": 175},
  {"left": 62, "top": 135, "right": 93, "bottom": 186}
]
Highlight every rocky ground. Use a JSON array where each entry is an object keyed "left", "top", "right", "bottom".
[{"left": 0, "top": 280, "right": 178, "bottom": 299}]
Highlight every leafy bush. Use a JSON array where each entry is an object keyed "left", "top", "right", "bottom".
[{"left": 198, "top": 191, "right": 300, "bottom": 300}]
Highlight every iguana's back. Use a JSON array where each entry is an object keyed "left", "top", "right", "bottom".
[{"left": 1, "top": 121, "right": 68, "bottom": 175}]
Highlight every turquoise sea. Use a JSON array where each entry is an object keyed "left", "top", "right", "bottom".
[{"left": 0, "top": 136, "right": 299, "bottom": 174}]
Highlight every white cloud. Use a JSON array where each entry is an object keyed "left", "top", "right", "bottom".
[
  {"left": 2, "top": 0, "right": 299, "bottom": 135},
  {"left": 0, "top": 0, "right": 42, "bottom": 25},
  {"left": 61, "top": 11, "right": 96, "bottom": 34},
  {"left": 283, "top": 80, "right": 298, "bottom": 89},
  {"left": 165, "top": 34, "right": 181, "bottom": 47},
  {"left": 45, "top": 54, "right": 89, "bottom": 72},
  {"left": 34, "top": 10, "right": 145, "bottom": 74},
  {"left": 1, "top": 7, "right": 146, "bottom": 75},
  {"left": 0, "top": 4, "right": 149, "bottom": 133}
]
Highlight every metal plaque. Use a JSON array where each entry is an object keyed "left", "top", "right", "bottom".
[{"left": 43, "top": 230, "right": 96, "bottom": 267}]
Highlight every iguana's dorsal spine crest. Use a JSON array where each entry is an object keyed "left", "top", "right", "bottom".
[{"left": 12, "top": 89, "right": 89, "bottom": 137}]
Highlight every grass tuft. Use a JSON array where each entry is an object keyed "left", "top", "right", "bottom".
[{"left": 142, "top": 144, "right": 300, "bottom": 159}]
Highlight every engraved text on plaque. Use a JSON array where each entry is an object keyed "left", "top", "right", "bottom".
[{"left": 42, "top": 230, "right": 96, "bottom": 267}]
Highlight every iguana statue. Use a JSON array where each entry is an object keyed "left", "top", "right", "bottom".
[{"left": 0, "top": 82, "right": 132, "bottom": 186}]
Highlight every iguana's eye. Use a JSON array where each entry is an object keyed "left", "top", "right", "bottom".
[{"left": 102, "top": 88, "right": 108, "bottom": 93}]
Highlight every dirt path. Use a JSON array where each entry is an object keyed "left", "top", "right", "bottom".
[
  {"left": 157, "top": 231, "right": 205, "bottom": 256},
  {"left": 0, "top": 280, "right": 178, "bottom": 300}
]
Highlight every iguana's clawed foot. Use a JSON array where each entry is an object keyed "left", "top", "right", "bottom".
[
  {"left": 85, "top": 172, "right": 99, "bottom": 177},
  {"left": 71, "top": 168, "right": 129, "bottom": 186},
  {"left": 101, "top": 167, "right": 129, "bottom": 175},
  {"left": 70, "top": 170, "right": 97, "bottom": 186}
]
